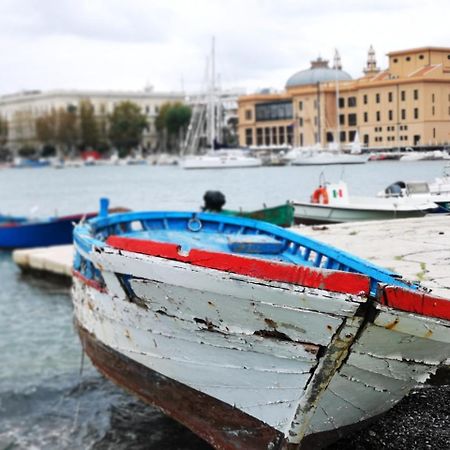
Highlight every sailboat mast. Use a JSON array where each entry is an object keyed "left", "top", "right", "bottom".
[
  {"left": 209, "top": 37, "right": 216, "bottom": 149},
  {"left": 334, "top": 49, "right": 341, "bottom": 150}
]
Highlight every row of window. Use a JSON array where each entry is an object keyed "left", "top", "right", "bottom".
[
  {"left": 245, "top": 95, "right": 450, "bottom": 124},
  {"left": 371, "top": 125, "right": 411, "bottom": 133},
  {"left": 254, "top": 101, "right": 293, "bottom": 121},
  {"left": 246, "top": 125, "right": 294, "bottom": 146},
  {"left": 374, "top": 135, "right": 411, "bottom": 143},
  {"left": 392, "top": 54, "right": 450, "bottom": 63}
]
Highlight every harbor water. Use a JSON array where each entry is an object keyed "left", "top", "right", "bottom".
[{"left": 0, "top": 160, "right": 449, "bottom": 449}]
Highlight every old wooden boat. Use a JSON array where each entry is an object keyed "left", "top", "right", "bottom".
[
  {"left": 293, "top": 181, "right": 439, "bottom": 225},
  {"left": 223, "top": 203, "right": 295, "bottom": 227},
  {"left": 72, "top": 207, "right": 450, "bottom": 449}
]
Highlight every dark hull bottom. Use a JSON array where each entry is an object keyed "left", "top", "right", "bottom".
[
  {"left": 77, "top": 323, "right": 385, "bottom": 450},
  {"left": 77, "top": 324, "right": 285, "bottom": 450}
]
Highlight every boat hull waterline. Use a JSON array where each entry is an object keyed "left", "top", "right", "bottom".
[{"left": 72, "top": 212, "right": 450, "bottom": 449}]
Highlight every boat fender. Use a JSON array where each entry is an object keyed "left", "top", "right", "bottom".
[{"left": 311, "top": 186, "right": 329, "bottom": 204}]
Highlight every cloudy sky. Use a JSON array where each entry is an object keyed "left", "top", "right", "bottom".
[{"left": 0, "top": 0, "right": 448, "bottom": 96}]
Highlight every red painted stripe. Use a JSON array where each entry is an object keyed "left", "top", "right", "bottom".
[
  {"left": 106, "top": 236, "right": 370, "bottom": 296},
  {"left": 73, "top": 270, "right": 107, "bottom": 293},
  {"left": 380, "top": 286, "right": 450, "bottom": 321}
]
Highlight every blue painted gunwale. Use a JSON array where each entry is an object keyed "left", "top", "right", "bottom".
[{"left": 74, "top": 211, "right": 419, "bottom": 297}]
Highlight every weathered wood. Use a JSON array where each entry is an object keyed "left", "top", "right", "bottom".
[
  {"left": 106, "top": 236, "right": 370, "bottom": 296},
  {"left": 71, "top": 213, "right": 450, "bottom": 449},
  {"left": 93, "top": 249, "right": 363, "bottom": 317},
  {"left": 130, "top": 278, "right": 344, "bottom": 346},
  {"left": 379, "top": 286, "right": 450, "bottom": 321},
  {"left": 77, "top": 323, "right": 288, "bottom": 450},
  {"left": 73, "top": 279, "right": 316, "bottom": 432}
]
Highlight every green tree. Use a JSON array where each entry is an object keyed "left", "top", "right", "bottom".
[
  {"left": 155, "top": 102, "right": 191, "bottom": 153},
  {"left": 35, "top": 108, "right": 58, "bottom": 147},
  {"left": 109, "top": 101, "right": 148, "bottom": 154},
  {"left": 57, "top": 107, "right": 78, "bottom": 155},
  {"left": 0, "top": 115, "right": 8, "bottom": 149},
  {"left": 165, "top": 103, "right": 191, "bottom": 134},
  {"left": 36, "top": 107, "right": 78, "bottom": 156},
  {"left": 79, "top": 99, "right": 98, "bottom": 149}
]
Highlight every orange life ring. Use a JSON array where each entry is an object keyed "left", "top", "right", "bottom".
[{"left": 311, "top": 187, "right": 329, "bottom": 204}]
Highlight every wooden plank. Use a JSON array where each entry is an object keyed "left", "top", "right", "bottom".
[
  {"left": 379, "top": 286, "right": 450, "bottom": 321},
  {"left": 106, "top": 236, "right": 370, "bottom": 296},
  {"left": 374, "top": 308, "right": 450, "bottom": 343},
  {"left": 353, "top": 323, "right": 450, "bottom": 365},
  {"left": 73, "top": 279, "right": 313, "bottom": 433},
  {"left": 77, "top": 324, "right": 287, "bottom": 450},
  {"left": 93, "top": 249, "right": 362, "bottom": 317},
  {"left": 130, "top": 278, "right": 344, "bottom": 346},
  {"left": 339, "top": 363, "right": 413, "bottom": 393},
  {"left": 346, "top": 351, "right": 435, "bottom": 382},
  {"left": 306, "top": 371, "right": 404, "bottom": 433}
]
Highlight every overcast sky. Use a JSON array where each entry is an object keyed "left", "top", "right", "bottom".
[{"left": 0, "top": 0, "right": 448, "bottom": 96}]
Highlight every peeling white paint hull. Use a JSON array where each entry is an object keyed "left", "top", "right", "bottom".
[{"left": 72, "top": 246, "right": 450, "bottom": 448}]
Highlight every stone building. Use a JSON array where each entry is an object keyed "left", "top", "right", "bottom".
[
  {"left": 0, "top": 88, "right": 185, "bottom": 153},
  {"left": 238, "top": 46, "right": 450, "bottom": 150}
]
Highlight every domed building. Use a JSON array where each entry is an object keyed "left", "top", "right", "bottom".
[
  {"left": 238, "top": 46, "right": 450, "bottom": 151},
  {"left": 285, "top": 57, "right": 352, "bottom": 89}
]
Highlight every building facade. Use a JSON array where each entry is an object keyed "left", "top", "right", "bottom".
[
  {"left": 0, "top": 88, "right": 185, "bottom": 152},
  {"left": 238, "top": 47, "right": 450, "bottom": 150}
]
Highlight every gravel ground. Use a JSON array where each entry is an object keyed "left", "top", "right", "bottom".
[
  {"left": 329, "top": 368, "right": 450, "bottom": 449},
  {"left": 84, "top": 368, "right": 450, "bottom": 450}
]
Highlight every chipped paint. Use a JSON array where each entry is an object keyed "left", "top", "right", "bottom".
[{"left": 71, "top": 239, "right": 450, "bottom": 449}]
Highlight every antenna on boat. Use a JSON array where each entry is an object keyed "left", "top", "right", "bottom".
[{"left": 319, "top": 170, "right": 326, "bottom": 186}]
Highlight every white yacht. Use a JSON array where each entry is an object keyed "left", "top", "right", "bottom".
[{"left": 181, "top": 149, "right": 262, "bottom": 170}]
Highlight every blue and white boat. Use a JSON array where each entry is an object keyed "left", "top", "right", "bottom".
[{"left": 72, "top": 205, "right": 450, "bottom": 450}]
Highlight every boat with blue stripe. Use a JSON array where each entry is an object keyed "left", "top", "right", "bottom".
[
  {"left": 71, "top": 201, "right": 450, "bottom": 450},
  {"left": 74, "top": 206, "right": 418, "bottom": 298}
]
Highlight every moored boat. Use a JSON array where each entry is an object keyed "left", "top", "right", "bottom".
[
  {"left": 291, "top": 149, "right": 368, "bottom": 166},
  {"left": 223, "top": 202, "right": 295, "bottom": 227},
  {"left": 294, "top": 181, "right": 439, "bottom": 225},
  {"left": 201, "top": 190, "right": 294, "bottom": 227},
  {"left": 72, "top": 206, "right": 450, "bottom": 449},
  {"left": 181, "top": 149, "right": 263, "bottom": 169},
  {"left": 0, "top": 202, "right": 127, "bottom": 249}
]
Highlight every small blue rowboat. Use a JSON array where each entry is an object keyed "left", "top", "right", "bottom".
[
  {"left": 0, "top": 202, "right": 127, "bottom": 249},
  {"left": 72, "top": 204, "right": 450, "bottom": 449}
]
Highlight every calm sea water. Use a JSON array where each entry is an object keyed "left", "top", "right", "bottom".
[{"left": 0, "top": 160, "right": 448, "bottom": 449}]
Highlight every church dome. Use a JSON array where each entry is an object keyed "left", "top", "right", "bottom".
[{"left": 286, "top": 57, "right": 352, "bottom": 88}]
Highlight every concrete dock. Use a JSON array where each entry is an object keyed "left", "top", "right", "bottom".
[
  {"left": 13, "top": 244, "right": 73, "bottom": 279},
  {"left": 12, "top": 215, "right": 450, "bottom": 299}
]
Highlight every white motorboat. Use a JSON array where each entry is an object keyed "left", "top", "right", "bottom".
[
  {"left": 181, "top": 149, "right": 262, "bottom": 170},
  {"left": 294, "top": 181, "right": 438, "bottom": 224},
  {"left": 291, "top": 150, "right": 368, "bottom": 166},
  {"left": 400, "top": 149, "right": 450, "bottom": 161}
]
